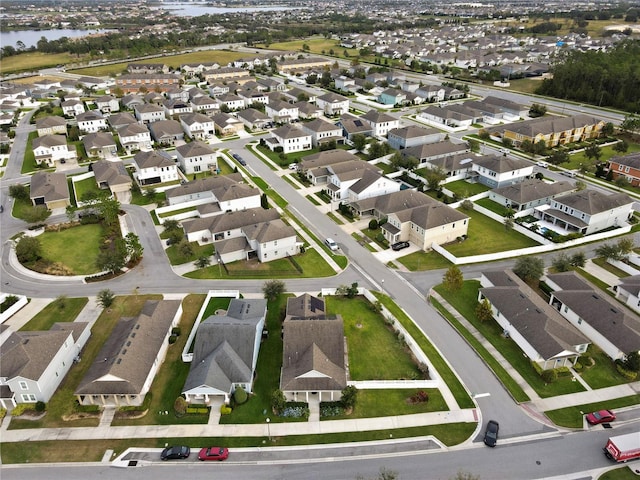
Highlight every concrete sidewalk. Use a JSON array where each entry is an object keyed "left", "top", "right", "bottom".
[{"left": 581, "top": 258, "right": 620, "bottom": 286}]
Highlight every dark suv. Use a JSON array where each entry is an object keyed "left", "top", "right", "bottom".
[
  {"left": 391, "top": 241, "right": 410, "bottom": 251},
  {"left": 161, "top": 445, "right": 190, "bottom": 460},
  {"left": 483, "top": 420, "right": 499, "bottom": 447}
]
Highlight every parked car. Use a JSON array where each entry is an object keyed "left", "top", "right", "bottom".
[
  {"left": 391, "top": 241, "right": 410, "bottom": 251},
  {"left": 586, "top": 410, "right": 616, "bottom": 425},
  {"left": 483, "top": 420, "right": 499, "bottom": 447},
  {"left": 161, "top": 445, "right": 190, "bottom": 460},
  {"left": 325, "top": 237, "right": 339, "bottom": 251},
  {"left": 198, "top": 447, "right": 229, "bottom": 461},
  {"left": 289, "top": 162, "right": 298, "bottom": 170},
  {"left": 536, "top": 161, "right": 548, "bottom": 168}
]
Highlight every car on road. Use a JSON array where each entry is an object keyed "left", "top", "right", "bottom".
[
  {"left": 391, "top": 241, "right": 410, "bottom": 251},
  {"left": 325, "top": 237, "right": 339, "bottom": 251},
  {"left": 161, "top": 445, "right": 190, "bottom": 460},
  {"left": 198, "top": 447, "right": 229, "bottom": 461},
  {"left": 536, "top": 161, "right": 549, "bottom": 168},
  {"left": 561, "top": 170, "right": 576, "bottom": 178},
  {"left": 586, "top": 409, "right": 616, "bottom": 425},
  {"left": 483, "top": 420, "right": 499, "bottom": 447},
  {"left": 231, "top": 153, "right": 247, "bottom": 165}
]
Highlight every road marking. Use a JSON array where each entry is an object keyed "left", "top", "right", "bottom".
[{"left": 473, "top": 393, "right": 491, "bottom": 399}]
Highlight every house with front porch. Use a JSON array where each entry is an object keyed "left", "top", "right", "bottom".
[
  {"left": 75, "top": 300, "right": 182, "bottom": 406},
  {"left": 77, "top": 110, "right": 107, "bottom": 133},
  {"left": 489, "top": 179, "right": 575, "bottom": 212},
  {"left": 470, "top": 155, "right": 534, "bottom": 188},
  {"left": 211, "top": 112, "right": 244, "bottom": 137},
  {"left": 301, "top": 118, "right": 344, "bottom": 148},
  {"left": 237, "top": 108, "right": 272, "bottom": 130},
  {"left": 83, "top": 132, "right": 118, "bottom": 160},
  {"left": 149, "top": 119, "right": 185, "bottom": 146},
  {"left": 191, "top": 95, "right": 219, "bottom": 115},
  {"left": 534, "top": 189, "right": 634, "bottom": 235},
  {"left": 92, "top": 159, "right": 133, "bottom": 202},
  {"left": 324, "top": 160, "right": 384, "bottom": 201},
  {"left": 0, "top": 322, "right": 90, "bottom": 406},
  {"left": 180, "top": 113, "right": 215, "bottom": 141},
  {"left": 265, "top": 100, "right": 299, "bottom": 124},
  {"left": 216, "top": 93, "right": 245, "bottom": 111},
  {"left": 176, "top": 141, "right": 218, "bottom": 175},
  {"left": 266, "top": 125, "right": 312, "bottom": 154},
  {"left": 182, "top": 299, "right": 267, "bottom": 405},
  {"left": 182, "top": 207, "right": 279, "bottom": 243},
  {"left": 118, "top": 123, "right": 152, "bottom": 153},
  {"left": 30, "top": 171, "right": 70, "bottom": 210},
  {"left": 32, "top": 135, "right": 77, "bottom": 167},
  {"left": 479, "top": 270, "right": 590, "bottom": 369},
  {"left": 280, "top": 294, "right": 347, "bottom": 402},
  {"left": 133, "top": 150, "right": 180, "bottom": 186},
  {"left": 545, "top": 271, "right": 640, "bottom": 361},
  {"left": 61, "top": 99, "right": 85, "bottom": 117},
  {"left": 94, "top": 95, "right": 119, "bottom": 114},
  {"left": 300, "top": 149, "right": 361, "bottom": 185},
  {"left": 350, "top": 189, "right": 440, "bottom": 219}
]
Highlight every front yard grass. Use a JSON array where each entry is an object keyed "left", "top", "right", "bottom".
[
  {"left": 165, "top": 241, "right": 215, "bottom": 265},
  {"left": 73, "top": 177, "right": 102, "bottom": 203},
  {"left": 591, "top": 257, "right": 630, "bottom": 279},
  {"left": 8, "top": 295, "right": 162, "bottom": 430},
  {"left": 444, "top": 209, "right": 540, "bottom": 257},
  {"left": 361, "top": 227, "right": 388, "bottom": 249},
  {"left": 19, "top": 297, "right": 88, "bottom": 331},
  {"left": 326, "top": 389, "right": 447, "bottom": 420},
  {"left": 443, "top": 180, "right": 491, "bottom": 197},
  {"left": 434, "top": 281, "right": 585, "bottom": 398},
  {"left": 111, "top": 294, "right": 208, "bottom": 426},
  {"left": 21, "top": 131, "right": 42, "bottom": 174},
  {"left": 326, "top": 295, "right": 422, "bottom": 380},
  {"left": 579, "top": 345, "right": 631, "bottom": 389},
  {"left": 34, "top": 223, "right": 105, "bottom": 275},
  {"left": 398, "top": 250, "right": 452, "bottom": 271},
  {"left": 544, "top": 394, "right": 640, "bottom": 428}
]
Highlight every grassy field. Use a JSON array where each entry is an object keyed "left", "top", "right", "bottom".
[
  {"left": 444, "top": 209, "right": 540, "bottom": 257},
  {"left": 258, "top": 37, "right": 341, "bottom": 55},
  {"left": 326, "top": 389, "right": 448, "bottom": 419},
  {"left": 19, "top": 297, "right": 88, "bottom": 331},
  {"left": 398, "top": 250, "right": 452, "bottom": 271},
  {"left": 1, "top": 52, "right": 75, "bottom": 75},
  {"left": 326, "top": 295, "right": 422, "bottom": 380},
  {"left": 36, "top": 223, "right": 105, "bottom": 275},
  {"left": 165, "top": 241, "right": 214, "bottom": 266}
]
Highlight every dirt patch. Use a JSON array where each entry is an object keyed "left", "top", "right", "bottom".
[
  {"left": 62, "top": 412, "right": 101, "bottom": 421},
  {"left": 114, "top": 409, "right": 148, "bottom": 420}
]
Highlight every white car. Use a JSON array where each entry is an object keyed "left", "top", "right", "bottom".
[
  {"left": 324, "top": 238, "right": 339, "bottom": 251},
  {"left": 288, "top": 163, "right": 298, "bottom": 170},
  {"left": 536, "top": 161, "right": 549, "bottom": 168}
]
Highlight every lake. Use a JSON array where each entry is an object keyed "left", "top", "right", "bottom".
[
  {"left": 1, "top": 29, "right": 115, "bottom": 49},
  {"left": 152, "top": 2, "right": 302, "bottom": 16}
]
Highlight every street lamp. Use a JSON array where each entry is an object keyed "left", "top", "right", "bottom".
[{"left": 266, "top": 417, "right": 271, "bottom": 442}]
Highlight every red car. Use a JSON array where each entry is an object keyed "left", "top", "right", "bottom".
[
  {"left": 585, "top": 410, "right": 616, "bottom": 425},
  {"left": 198, "top": 447, "right": 229, "bottom": 461}
]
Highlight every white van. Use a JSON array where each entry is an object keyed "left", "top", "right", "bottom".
[{"left": 325, "top": 238, "right": 339, "bottom": 251}]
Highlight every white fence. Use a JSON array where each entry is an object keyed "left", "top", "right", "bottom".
[
  {"left": 608, "top": 258, "right": 640, "bottom": 276},
  {"left": 0, "top": 294, "right": 28, "bottom": 324},
  {"left": 182, "top": 290, "right": 240, "bottom": 362}
]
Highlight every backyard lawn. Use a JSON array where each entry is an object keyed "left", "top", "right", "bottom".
[
  {"left": 36, "top": 223, "right": 105, "bottom": 275},
  {"left": 444, "top": 209, "right": 539, "bottom": 257},
  {"left": 326, "top": 295, "right": 422, "bottom": 380},
  {"left": 73, "top": 177, "right": 102, "bottom": 204},
  {"left": 19, "top": 297, "right": 88, "bottom": 331},
  {"left": 444, "top": 180, "right": 491, "bottom": 197}
]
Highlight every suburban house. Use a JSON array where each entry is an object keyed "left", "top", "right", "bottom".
[
  {"left": 203, "top": 66, "right": 250, "bottom": 83},
  {"left": 301, "top": 118, "right": 344, "bottom": 148},
  {"left": 216, "top": 93, "right": 246, "bottom": 111},
  {"left": 30, "top": 171, "right": 71, "bottom": 210},
  {"left": 479, "top": 270, "right": 590, "bottom": 369},
  {"left": 266, "top": 124, "right": 312, "bottom": 154},
  {"left": 176, "top": 141, "right": 218, "bottom": 175},
  {"left": 280, "top": 294, "right": 347, "bottom": 402},
  {"left": 115, "top": 73, "right": 181, "bottom": 93},
  {"left": 382, "top": 196, "right": 469, "bottom": 250},
  {"left": 211, "top": 112, "right": 245, "bottom": 137},
  {"left": 120, "top": 94, "right": 145, "bottom": 110},
  {"left": 335, "top": 76, "right": 356, "bottom": 92},
  {"left": 77, "top": 110, "right": 107, "bottom": 133},
  {"left": 481, "top": 95, "right": 529, "bottom": 119},
  {"left": 337, "top": 112, "right": 373, "bottom": 140},
  {"left": 32, "top": 135, "right": 77, "bottom": 167},
  {"left": 61, "top": 99, "right": 85, "bottom": 117},
  {"left": 0, "top": 322, "right": 91, "bottom": 406},
  {"left": 92, "top": 159, "right": 133, "bottom": 202},
  {"left": 134, "top": 103, "right": 166, "bottom": 123},
  {"left": 534, "top": 189, "right": 634, "bottom": 235},
  {"left": 126, "top": 63, "right": 169, "bottom": 74},
  {"left": 615, "top": 275, "right": 640, "bottom": 315},
  {"left": 378, "top": 88, "right": 407, "bottom": 106},
  {"left": 191, "top": 94, "right": 219, "bottom": 114},
  {"left": 182, "top": 206, "right": 279, "bottom": 243},
  {"left": 606, "top": 152, "right": 640, "bottom": 187},
  {"left": 425, "top": 152, "right": 476, "bottom": 178},
  {"left": 316, "top": 92, "right": 350, "bottom": 116},
  {"left": 162, "top": 98, "right": 193, "bottom": 117},
  {"left": 324, "top": 160, "right": 385, "bottom": 201},
  {"left": 488, "top": 179, "right": 575, "bottom": 212},
  {"left": 418, "top": 105, "right": 476, "bottom": 129},
  {"left": 350, "top": 189, "right": 450, "bottom": 221},
  {"left": 179, "top": 113, "right": 216, "bottom": 141},
  {"left": 300, "top": 149, "right": 362, "bottom": 185},
  {"left": 182, "top": 298, "right": 267, "bottom": 405},
  {"left": 403, "top": 140, "right": 469, "bottom": 166},
  {"left": 361, "top": 110, "right": 400, "bottom": 138},
  {"left": 36, "top": 116, "right": 67, "bottom": 136},
  {"left": 387, "top": 125, "right": 443, "bottom": 150},
  {"left": 108, "top": 112, "right": 138, "bottom": 131},
  {"left": 218, "top": 218, "right": 299, "bottom": 264},
  {"left": 148, "top": 119, "right": 185, "bottom": 145},
  {"left": 118, "top": 122, "right": 152, "bottom": 153},
  {"left": 133, "top": 150, "right": 180, "bottom": 186},
  {"left": 94, "top": 95, "right": 120, "bottom": 114},
  {"left": 486, "top": 114, "right": 605, "bottom": 148},
  {"left": 545, "top": 271, "right": 640, "bottom": 361},
  {"left": 237, "top": 108, "right": 272, "bottom": 130},
  {"left": 470, "top": 155, "right": 534, "bottom": 188},
  {"left": 75, "top": 300, "right": 182, "bottom": 406},
  {"left": 265, "top": 99, "right": 300, "bottom": 123},
  {"left": 83, "top": 132, "right": 118, "bottom": 160},
  {"left": 165, "top": 173, "right": 259, "bottom": 210}
]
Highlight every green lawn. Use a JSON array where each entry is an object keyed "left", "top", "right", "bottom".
[
  {"left": 361, "top": 227, "right": 388, "bottom": 249},
  {"left": 444, "top": 180, "right": 491, "bottom": 197},
  {"left": 475, "top": 197, "right": 511, "bottom": 217},
  {"left": 564, "top": 143, "right": 640, "bottom": 171},
  {"left": 9, "top": 295, "right": 163, "bottom": 430},
  {"left": 326, "top": 389, "right": 448, "bottom": 420},
  {"left": 398, "top": 250, "right": 452, "bottom": 271},
  {"left": 435, "top": 281, "right": 585, "bottom": 398},
  {"left": 22, "top": 131, "right": 43, "bottom": 174},
  {"left": 444, "top": 209, "right": 540, "bottom": 257},
  {"left": 579, "top": 345, "right": 632, "bottom": 389},
  {"left": 165, "top": 242, "right": 215, "bottom": 265},
  {"left": 1, "top": 52, "right": 75, "bottom": 74},
  {"left": 73, "top": 177, "right": 102, "bottom": 204},
  {"left": 326, "top": 296, "right": 422, "bottom": 380},
  {"left": 260, "top": 37, "right": 340, "bottom": 55},
  {"left": 544, "top": 394, "right": 640, "bottom": 428},
  {"left": 591, "top": 257, "right": 630, "bottom": 279},
  {"left": 305, "top": 194, "right": 321, "bottom": 205},
  {"left": 598, "top": 466, "right": 639, "bottom": 480},
  {"left": 36, "top": 223, "right": 105, "bottom": 275},
  {"left": 111, "top": 294, "right": 210, "bottom": 426},
  {"left": 11, "top": 193, "right": 34, "bottom": 221},
  {"left": 19, "top": 297, "right": 88, "bottom": 331}
]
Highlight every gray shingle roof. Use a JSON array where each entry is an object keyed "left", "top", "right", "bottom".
[
  {"left": 554, "top": 190, "right": 633, "bottom": 215},
  {"left": 473, "top": 154, "right": 531, "bottom": 173},
  {"left": 182, "top": 207, "right": 279, "bottom": 235},
  {"left": 492, "top": 179, "right": 574, "bottom": 204},
  {"left": 30, "top": 171, "right": 70, "bottom": 203}
]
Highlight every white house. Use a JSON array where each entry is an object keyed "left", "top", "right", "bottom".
[
  {"left": 316, "top": 92, "right": 350, "bottom": 116},
  {"left": 470, "top": 154, "right": 534, "bottom": 188},
  {"left": 301, "top": 117, "right": 344, "bottom": 148},
  {"left": 77, "top": 110, "right": 107, "bottom": 133},
  {"left": 176, "top": 141, "right": 218, "bottom": 175},
  {"left": 361, "top": 109, "right": 400, "bottom": 138},
  {"left": 83, "top": 132, "right": 118, "bottom": 160},
  {"left": 133, "top": 150, "right": 180, "bottom": 186},
  {"left": 32, "top": 135, "right": 77, "bottom": 167},
  {"left": 325, "top": 160, "right": 384, "bottom": 201},
  {"left": 36, "top": 116, "right": 67, "bottom": 136},
  {"left": 165, "top": 173, "right": 260, "bottom": 209},
  {"left": 180, "top": 113, "right": 216, "bottom": 141},
  {"left": 266, "top": 124, "right": 312, "bottom": 154},
  {"left": 118, "top": 123, "right": 152, "bottom": 153},
  {"left": 134, "top": 103, "right": 166, "bottom": 123},
  {"left": 61, "top": 99, "right": 85, "bottom": 117},
  {"left": 94, "top": 95, "right": 119, "bottom": 114},
  {"left": 265, "top": 100, "right": 299, "bottom": 123},
  {"left": 347, "top": 170, "right": 401, "bottom": 203},
  {"left": 216, "top": 93, "right": 245, "bottom": 111}
]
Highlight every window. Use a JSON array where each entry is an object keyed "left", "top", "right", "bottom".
[
  {"left": 19, "top": 381, "right": 28, "bottom": 390},
  {"left": 21, "top": 394, "right": 36, "bottom": 402}
]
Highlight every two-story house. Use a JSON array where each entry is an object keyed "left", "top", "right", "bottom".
[
  {"left": 361, "top": 110, "right": 400, "bottom": 138},
  {"left": 134, "top": 103, "right": 166, "bottom": 124},
  {"left": 265, "top": 99, "right": 299, "bottom": 123},
  {"left": 148, "top": 119, "right": 185, "bottom": 146},
  {"left": 36, "top": 116, "right": 67, "bottom": 136},
  {"left": 300, "top": 118, "right": 344, "bottom": 148},
  {"left": 470, "top": 155, "right": 534, "bottom": 188},
  {"left": 77, "top": 110, "right": 107, "bottom": 133},
  {"left": 387, "top": 125, "right": 443, "bottom": 150},
  {"left": 83, "top": 132, "right": 118, "bottom": 160},
  {"left": 133, "top": 150, "right": 180, "bottom": 186},
  {"left": 61, "top": 99, "right": 85, "bottom": 117},
  {"left": 176, "top": 141, "right": 218, "bottom": 175},
  {"left": 606, "top": 152, "right": 640, "bottom": 187},
  {"left": 32, "top": 135, "right": 77, "bottom": 167},
  {"left": 94, "top": 95, "right": 120, "bottom": 114},
  {"left": 180, "top": 113, "right": 215, "bottom": 141},
  {"left": 266, "top": 124, "right": 312, "bottom": 154},
  {"left": 118, "top": 123, "right": 152, "bottom": 153},
  {"left": 316, "top": 92, "right": 350, "bottom": 116}
]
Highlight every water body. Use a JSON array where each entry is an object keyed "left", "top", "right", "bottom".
[
  {"left": 152, "top": 2, "right": 302, "bottom": 16},
  {"left": 1, "top": 29, "right": 115, "bottom": 49}
]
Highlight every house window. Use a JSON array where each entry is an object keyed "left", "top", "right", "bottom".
[
  {"left": 21, "top": 394, "right": 36, "bottom": 403},
  {"left": 19, "top": 381, "right": 28, "bottom": 390},
  {"left": 578, "top": 318, "right": 582, "bottom": 325},
  {"left": 563, "top": 305, "right": 568, "bottom": 313}
]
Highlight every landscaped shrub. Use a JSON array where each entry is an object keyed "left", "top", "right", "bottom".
[
  {"left": 573, "top": 362, "right": 583, "bottom": 372},
  {"left": 320, "top": 401, "right": 344, "bottom": 418},
  {"left": 409, "top": 390, "right": 429, "bottom": 404},
  {"left": 579, "top": 354, "right": 593, "bottom": 367},
  {"left": 233, "top": 386, "right": 248, "bottom": 405},
  {"left": 0, "top": 408, "right": 6, "bottom": 422},
  {"left": 35, "top": 401, "right": 46, "bottom": 412},
  {"left": 11, "top": 403, "right": 36, "bottom": 416},
  {"left": 615, "top": 362, "right": 638, "bottom": 380},
  {"left": 168, "top": 334, "right": 177, "bottom": 344},
  {"left": 280, "top": 402, "right": 309, "bottom": 418},
  {"left": 541, "top": 369, "right": 558, "bottom": 383},
  {"left": 220, "top": 405, "right": 232, "bottom": 415},
  {"left": 271, "top": 389, "right": 286, "bottom": 413},
  {"left": 368, "top": 219, "right": 379, "bottom": 230},
  {"left": 555, "top": 366, "right": 572, "bottom": 377},
  {"left": 171, "top": 327, "right": 181, "bottom": 336},
  {"left": 174, "top": 396, "right": 187, "bottom": 416},
  {"left": 0, "top": 295, "right": 19, "bottom": 313},
  {"left": 186, "top": 407, "right": 209, "bottom": 414}
]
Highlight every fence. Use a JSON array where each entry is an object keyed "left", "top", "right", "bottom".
[{"left": 0, "top": 294, "right": 28, "bottom": 324}]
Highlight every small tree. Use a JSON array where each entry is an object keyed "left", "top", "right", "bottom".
[
  {"left": 584, "top": 142, "right": 602, "bottom": 163},
  {"left": 442, "top": 266, "right": 463, "bottom": 292},
  {"left": 340, "top": 385, "right": 358, "bottom": 411},
  {"left": 9, "top": 184, "right": 29, "bottom": 202},
  {"left": 460, "top": 199, "right": 474, "bottom": 211},
  {"left": 174, "top": 396, "right": 187, "bottom": 416},
  {"left": 96, "top": 238, "right": 127, "bottom": 273},
  {"left": 613, "top": 140, "right": 629, "bottom": 154},
  {"left": 513, "top": 256, "right": 544, "bottom": 284},
  {"left": 23, "top": 205, "right": 51, "bottom": 225},
  {"left": 424, "top": 167, "right": 446, "bottom": 191},
  {"left": 263, "top": 279, "right": 286, "bottom": 301},
  {"left": 570, "top": 251, "right": 586, "bottom": 268},
  {"left": 475, "top": 298, "right": 493, "bottom": 322},
  {"left": 195, "top": 256, "right": 211, "bottom": 269},
  {"left": 529, "top": 103, "right": 547, "bottom": 118},
  {"left": 124, "top": 232, "right": 143, "bottom": 263},
  {"left": 177, "top": 238, "right": 194, "bottom": 258},
  {"left": 575, "top": 180, "right": 587, "bottom": 191},
  {"left": 551, "top": 253, "right": 572, "bottom": 272},
  {"left": 504, "top": 216, "right": 514, "bottom": 231},
  {"left": 15, "top": 236, "right": 42, "bottom": 263},
  {"left": 97, "top": 289, "right": 115, "bottom": 309},
  {"left": 271, "top": 389, "right": 286, "bottom": 413},
  {"left": 368, "top": 219, "right": 379, "bottom": 230},
  {"left": 352, "top": 134, "right": 367, "bottom": 152},
  {"left": 233, "top": 386, "right": 248, "bottom": 405}
]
